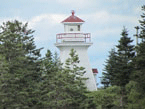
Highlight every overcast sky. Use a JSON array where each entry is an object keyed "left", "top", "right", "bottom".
[{"left": 1, "top": 0, "right": 144, "bottom": 87}]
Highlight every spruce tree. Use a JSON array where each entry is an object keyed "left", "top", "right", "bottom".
[
  {"left": 0, "top": 20, "right": 42, "bottom": 108},
  {"left": 37, "top": 50, "right": 62, "bottom": 108},
  {"left": 115, "top": 27, "right": 135, "bottom": 87},
  {"left": 102, "top": 48, "right": 118, "bottom": 87},
  {"left": 102, "top": 28, "right": 135, "bottom": 108},
  {"left": 133, "top": 5, "right": 145, "bottom": 98},
  {"left": 38, "top": 49, "right": 88, "bottom": 109},
  {"left": 115, "top": 28, "right": 135, "bottom": 108},
  {"left": 102, "top": 28, "right": 135, "bottom": 88}
]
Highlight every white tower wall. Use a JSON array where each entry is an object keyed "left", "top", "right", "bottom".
[{"left": 55, "top": 42, "right": 97, "bottom": 91}]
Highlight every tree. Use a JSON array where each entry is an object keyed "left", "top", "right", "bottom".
[
  {"left": 115, "top": 27, "right": 135, "bottom": 87},
  {"left": 102, "top": 27, "right": 135, "bottom": 88},
  {"left": 125, "top": 81, "right": 143, "bottom": 109},
  {"left": 86, "top": 86, "right": 121, "bottom": 109},
  {"left": 38, "top": 49, "right": 89, "bottom": 109},
  {"left": 102, "top": 48, "right": 118, "bottom": 88},
  {"left": 102, "top": 28, "right": 135, "bottom": 108},
  {"left": 37, "top": 50, "right": 63, "bottom": 108},
  {"left": 0, "top": 20, "right": 42, "bottom": 108},
  {"left": 132, "top": 5, "right": 145, "bottom": 106}
]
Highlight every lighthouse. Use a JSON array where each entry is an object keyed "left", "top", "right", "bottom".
[{"left": 55, "top": 11, "right": 97, "bottom": 91}]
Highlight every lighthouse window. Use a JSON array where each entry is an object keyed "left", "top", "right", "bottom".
[
  {"left": 70, "top": 28, "right": 73, "bottom": 31},
  {"left": 78, "top": 25, "right": 80, "bottom": 31}
]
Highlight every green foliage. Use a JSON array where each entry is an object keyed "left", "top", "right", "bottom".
[
  {"left": 125, "top": 81, "right": 142, "bottom": 109},
  {"left": 38, "top": 49, "right": 89, "bottom": 109},
  {"left": 102, "top": 27, "right": 135, "bottom": 88},
  {"left": 102, "top": 48, "right": 118, "bottom": 87},
  {"left": 0, "top": 20, "right": 42, "bottom": 108},
  {"left": 102, "top": 5, "right": 145, "bottom": 109},
  {"left": 128, "top": 5, "right": 145, "bottom": 109},
  {"left": 132, "top": 5, "right": 145, "bottom": 95},
  {"left": 65, "top": 49, "right": 87, "bottom": 81},
  {"left": 86, "top": 86, "right": 121, "bottom": 109},
  {"left": 1, "top": 5, "right": 145, "bottom": 108},
  {"left": 115, "top": 27, "right": 135, "bottom": 87},
  {"left": 0, "top": 54, "right": 9, "bottom": 73},
  {"left": 0, "top": 21, "right": 91, "bottom": 109}
]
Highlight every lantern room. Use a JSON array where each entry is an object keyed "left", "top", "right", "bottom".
[
  {"left": 56, "top": 10, "right": 91, "bottom": 42},
  {"left": 61, "top": 10, "right": 84, "bottom": 33}
]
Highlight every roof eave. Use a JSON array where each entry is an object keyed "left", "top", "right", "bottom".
[{"left": 61, "top": 22, "right": 84, "bottom": 24}]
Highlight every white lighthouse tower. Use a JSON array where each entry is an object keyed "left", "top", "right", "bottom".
[{"left": 55, "top": 11, "right": 97, "bottom": 91}]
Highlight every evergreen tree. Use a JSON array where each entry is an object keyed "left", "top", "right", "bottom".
[
  {"left": 86, "top": 86, "right": 121, "bottom": 109},
  {"left": 115, "top": 27, "right": 135, "bottom": 87},
  {"left": 37, "top": 50, "right": 63, "bottom": 108},
  {"left": 38, "top": 49, "right": 88, "bottom": 109},
  {"left": 102, "top": 48, "right": 118, "bottom": 87},
  {"left": 102, "top": 28, "right": 135, "bottom": 88},
  {"left": 0, "top": 20, "right": 42, "bottom": 108},
  {"left": 132, "top": 5, "right": 145, "bottom": 103},
  {"left": 63, "top": 49, "right": 88, "bottom": 108},
  {"left": 102, "top": 28, "right": 135, "bottom": 108},
  {"left": 125, "top": 81, "right": 143, "bottom": 109}
]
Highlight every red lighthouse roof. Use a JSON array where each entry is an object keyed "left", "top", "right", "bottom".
[{"left": 61, "top": 10, "right": 85, "bottom": 23}]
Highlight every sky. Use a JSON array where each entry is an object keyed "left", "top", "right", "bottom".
[{"left": 0, "top": 0, "right": 144, "bottom": 87}]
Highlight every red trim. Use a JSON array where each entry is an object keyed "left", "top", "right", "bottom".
[
  {"left": 61, "top": 11, "right": 84, "bottom": 23},
  {"left": 56, "top": 33, "right": 91, "bottom": 42},
  {"left": 62, "top": 16, "right": 84, "bottom": 23},
  {"left": 92, "top": 69, "right": 98, "bottom": 74}
]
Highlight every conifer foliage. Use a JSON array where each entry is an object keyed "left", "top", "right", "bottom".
[
  {"left": 102, "top": 48, "right": 118, "bottom": 87},
  {"left": 0, "top": 20, "right": 42, "bottom": 108},
  {"left": 38, "top": 49, "right": 88, "bottom": 109},
  {"left": 101, "top": 5, "right": 145, "bottom": 108},
  {"left": 115, "top": 28, "right": 135, "bottom": 87},
  {"left": 133, "top": 5, "right": 145, "bottom": 97},
  {"left": 102, "top": 28, "right": 135, "bottom": 88},
  {"left": 0, "top": 20, "right": 90, "bottom": 109}
]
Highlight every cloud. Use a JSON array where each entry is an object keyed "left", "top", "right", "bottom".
[
  {"left": 0, "top": 10, "right": 138, "bottom": 44},
  {"left": 28, "top": 14, "right": 67, "bottom": 42},
  {"left": 0, "top": 17, "right": 26, "bottom": 25},
  {"left": 109, "top": 0, "right": 119, "bottom": 2},
  {"left": 92, "top": 28, "right": 121, "bottom": 38},
  {"left": 29, "top": 14, "right": 66, "bottom": 28},
  {"left": 90, "top": 41, "right": 115, "bottom": 56},
  {"left": 57, "top": 0, "right": 95, "bottom": 9},
  {"left": 133, "top": 6, "right": 142, "bottom": 15},
  {"left": 27, "top": 11, "right": 138, "bottom": 55},
  {"left": 34, "top": 0, "right": 96, "bottom": 10},
  {"left": 82, "top": 11, "right": 138, "bottom": 25},
  {"left": 0, "top": 13, "right": 67, "bottom": 43}
]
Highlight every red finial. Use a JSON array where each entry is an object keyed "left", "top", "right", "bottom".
[{"left": 71, "top": 10, "right": 75, "bottom": 16}]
